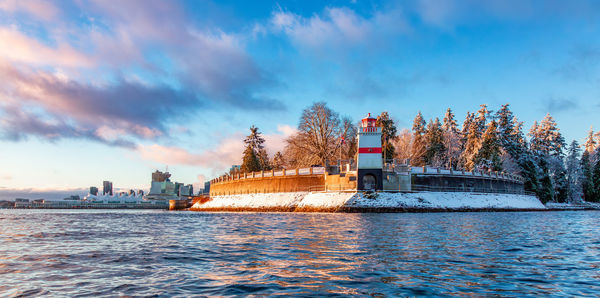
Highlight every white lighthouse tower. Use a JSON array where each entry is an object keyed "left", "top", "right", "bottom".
[{"left": 356, "top": 113, "right": 383, "bottom": 190}]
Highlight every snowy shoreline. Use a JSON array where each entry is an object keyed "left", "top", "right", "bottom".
[{"left": 189, "top": 191, "right": 547, "bottom": 212}]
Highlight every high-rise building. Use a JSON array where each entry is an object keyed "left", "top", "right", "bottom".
[
  {"left": 90, "top": 186, "right": 98, "bottom": 196},
  {"left": 103, "top": 181, "right": 113, "bottom": 195}
]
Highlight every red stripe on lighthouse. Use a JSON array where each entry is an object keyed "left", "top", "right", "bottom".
[{"left": 358, "top": 147, "right": 382, "bottom": 153}]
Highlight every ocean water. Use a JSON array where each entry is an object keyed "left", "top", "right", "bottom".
[{"left": 0, "top": 209, "right": 599, "bottom": 296}]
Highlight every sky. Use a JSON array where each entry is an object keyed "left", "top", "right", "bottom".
[{"left": 0, "top": 0, "right": 599, "bottom": 199}]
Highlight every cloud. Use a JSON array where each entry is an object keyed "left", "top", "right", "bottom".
[
  {"left": 0, "top": 187, "right": 88, "bottom": 201},
  {"left": 0, "top": 1, "right": 285, "bottom": 147},
  {"left": 0, "top": 0, "right": 60, "bottom": 21},
  {"left": 0, "top": 61, "right": 199, "bottom": 146},
  {"left": 85, "top": 0, "right": 283, "bottom": 110},
  {"left": 137, "top": 125, "right": 297, "bottom": 173},
  {"left": 0, "top": 27, "right": 94, "bottom": 68},
  {"left": 542, "top": 97, "right": 579, "bottom": 113},
  {"left": 270, "top": 6, "right": 409, "bottom": 54}
]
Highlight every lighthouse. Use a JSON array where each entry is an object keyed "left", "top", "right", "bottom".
[{"left": 357, "top": 113, "right": 383, "bottom": 190}]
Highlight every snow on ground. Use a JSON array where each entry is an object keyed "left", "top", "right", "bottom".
[
  {"left": 192, "top": 191, "right": 545, "bottom": 210},
  {"left": 192, "top": 192, "right": 308, "bottom": 209},
  {"left": 348, "top": 192, "right": 545, "bottom": 209},
  {"left": 296, "top": 192, "right": 357, "bottom": 209}
]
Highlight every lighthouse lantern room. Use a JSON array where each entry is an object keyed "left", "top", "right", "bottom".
[{"left": 356, "top": 113, "right": 383, "bottom": 190}]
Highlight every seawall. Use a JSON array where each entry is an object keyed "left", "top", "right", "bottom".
[{"left": 189, "top": 192, "right": 546, "bottom": 212}]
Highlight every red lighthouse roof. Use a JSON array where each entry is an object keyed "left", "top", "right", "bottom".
[{"left": 361, "top": 113, "right": 377, "bottom": 128}]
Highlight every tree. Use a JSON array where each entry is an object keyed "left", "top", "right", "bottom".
[
  {"left": 376, "top": 112, "right": 397, "bottom": 161},
  {"left": 240, "top": 145, "right": 261, "bottom": 173},
  {"left": 340, "top": 117, "right": 358, "bottom": 161},
  {"left": 584, "top": 127, "right": 597, "bottom": 153},
  {"left": 284, "top": 102, "right": 342, "bottom": 167},
  {"left": 392, "top": 129, "right": 413, "bottom": 161},
  {"left": 565, "top": 140, "right": 583, "bottom": 202},
  {"left": 240, "top": 125, "right": 266, "bottom": 173},
  {"left": 271, "top": 151, "right": 285, "bottom": 170},
  {"left": 257, "top": 148, "right": 271, "bottom": 171},
  {"left": 476, "top": 120, "right": 502, "bottom": 171},
  {"left": 442, "top": 108, "right": 461, "bottom": 169},
  {"left": 593, "top": 154, "right": 600, "bottom": 202},
  {"left": 458, "top": 112, "right": 474, "bottom": 169},
  {"left": 411, "top": 112, "right": 427, "bottom": 166},
  {"left": 581, "top": 151, "right": 596, "bottom": 202},
  {"left": 424, "top": 118, "right": 445, "bottom": 166}
]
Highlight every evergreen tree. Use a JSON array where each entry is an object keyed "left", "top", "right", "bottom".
[
  {"left": 458, "top": 112, "right": 474, "bottom": 169},
  {"left": 257, "top": 148, "right": 271, "bottom": 171},
  {"left": 476, "top": 120, "right": 502, "bottom": 171},
  {"left": 584, "top": 127, "right": 597, "bottom": 153},
  {"left": 241, "top": 125, "right": 267, "bottom": 172},
  {"left": 537, "top": 157, "right": 554, "bottom": 204},
  {"left": 581, "top": 151, "right": 596, "bottom": 202},
  {"left": 565, "top": 140, "right": 583, "bottom": 202},
  {"left": 411, "top": 112, "right": 427, "bottom": 166},
  {"left": 271, "top": 151, "right": 285, "bottom": 170},
  {"left": 376, "top": 112, "right": 397, "bottom": 161},
  {"left": 593, "top": 154, "right": 600, "bottom": 202},
  {"left": 442, "top": 108, "right": 460, "bottom": 169},
  {"left": 424, "top": 118, "right": 445, "bottom": 166},
  {"left": 240, "top": 145, "right": 261, "bottom": 173}
]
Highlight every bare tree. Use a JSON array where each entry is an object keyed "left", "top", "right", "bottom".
[{"left": 284, "top": 102, "right": 342, "bottom": 167}]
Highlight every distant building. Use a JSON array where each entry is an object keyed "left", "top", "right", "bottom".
[
  {"left": 90, "top": 186, "right": 98, "bottom": 196},
  {"left": 152, "top": 170, "right": 171, "bottom": 182},
  {"left": 103, "top": 181, "right": 113, "bottom": 195},
  {"left": 15, "top": 198, "right": 29, "bottom": 202},
  {"left": 178, "top": 184, "right": 193, "bottom": 197},
  {"left": 64, "top": 195, "right": 80, "bottom": 200},
  {"left": 204, "top": 181, "right": 211, "bottom": 194},
  {"left": 229, "top": 165, "right": 241, "bottom": 174}
]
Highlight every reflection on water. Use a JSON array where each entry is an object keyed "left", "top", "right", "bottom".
[{"left": 1, "top": 209, "right": 599, "bottom": 296}]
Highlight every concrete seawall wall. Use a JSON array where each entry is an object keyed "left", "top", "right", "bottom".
[{"left": 210, "top": 175, "right": 325, "bottom": 196}]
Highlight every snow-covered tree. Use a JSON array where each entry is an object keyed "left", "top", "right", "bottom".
[
  {"left": 424, "top": 118, "right": 445, "bottom": 166},
  {"left": 458, "top": 112, "right": 474, "bottom": 169},
  {"left": 393, "top": 128, "right": 413, "bottom": 161},
  {"left": 241, "top": 125, "right": 268, "bottom": 173},
  {"left": 581, "top": 151, "right": 596, "bottom": 202},
  {"left": 411, "top": 112, "right": 427, "bottom": 166},
  {"left": 593, "top": 153, "right": 600, "bottom": 202},
  {"left": 271, "top": 151, "right": 285, "bottom": 170},
  {"left": 584, "top": 127, "right": 597, "bottom": 153},
  {"left": 442, "top": 108, "right": 461, "bottom": 169},
  {"left": 476, "top": 120, "right": 502, "bottom": 171},
  {"left": 565, "top": 140, "right": 583, "bottom": 202}
]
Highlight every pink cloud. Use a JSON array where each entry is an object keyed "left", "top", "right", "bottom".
[
  {"left": 0, "top": 27, "right": 93, "bottom": 68},
  {"left": 0, "top": 0, "right": 60, "bottom": 21},
  {"left": 136, "top": 125, "right": 297, "bottom": 173}
]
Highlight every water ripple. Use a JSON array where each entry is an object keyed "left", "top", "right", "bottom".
[{"left": 1, "top": 210, "right": 599, "bottom": 296}]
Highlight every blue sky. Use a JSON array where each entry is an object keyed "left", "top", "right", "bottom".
[{"left": 0, "top": 0, "right": 599, "bottom": 198}]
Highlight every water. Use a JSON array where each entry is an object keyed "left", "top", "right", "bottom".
[{"left": 1, "top": 210, "right": 599, "bottom": 296}]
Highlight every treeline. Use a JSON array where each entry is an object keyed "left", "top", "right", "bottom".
[{"left": 237, "top": 102, "right": 600, "bottom": 204}]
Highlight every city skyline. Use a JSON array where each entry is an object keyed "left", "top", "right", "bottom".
[{"left": 1, "top": 0, "right": 600, "bottom": 199}]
